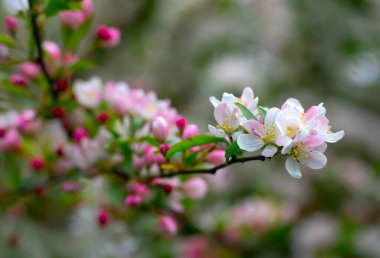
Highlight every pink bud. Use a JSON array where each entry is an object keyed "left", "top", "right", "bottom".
[
  {"left": 131, "top": 182, "right": 148, "bottom": 195},
  {"left": 0, "top": 130, "right": 21, "bottom": 150},
  {"left": 97, "top": 112, "right": 109, "bottom": 123},
  {"left": 59, "top": 11, "right": 85, "bottom": 29},
  {"left": 176, "top": 117, "right": 187, "bottom": 130},
  {"left": 159, "top": 215, "right": 178, "bottom": 235},
  {"left": 82, "top": 0, "right": 94, "bottom": 18},
  {"left": 51, "top": 107, "right": 65, "bottom": 118},
  {"left": 62, "top": 181, "right": 80, "bottom": 193},
  {"left": 159, "top": 144, "right": 170, "bottom": 156},
  {"left": 151, "top": 117, "right": 169, "bottom": 141},
  {"left": 20, "top": 62, "right": 40, "bottom": 79},
  {"left": 182, "top": 124, "right": 199, "bottom": 139},
  {"left": 151, "top": 178, "right": 163, "bottom": 186},
  {"left": 97, "top": 209, "right": 110, "bottom": 227},
  {"left": 206, "top": 150, "right": 226, "bottom": 165},
  {"left": 162, "top": 184, "right": 173, "bottom": 193},
  {"left": 43, "top": 41, "right": 61, "bottom": 61},
  {"left": 4, "top": 16, "right": 18, "bottom": 34},
  {"left": 183, "top": 178, "right": 208, "bottom": 199},
  {"left": 73, "top": 128, "right": 88, "bottom": 143},
  {"left": 125, "top": 194, "right": 142, "bottom": 207},
  {"left": 10, "top": 74, "right": 28, "bottom": 87},
  {"left": 31, "top": 157, "right": 45, "bottom": 171},
  {"left": 96, "top": 25, "right": 121, "bottom": 48},
  {"left": 0, "top": 44, "right": 9, "bottom": 59},
  {"left": 55, "top": 80, "right": 69, "bottom": 91}
]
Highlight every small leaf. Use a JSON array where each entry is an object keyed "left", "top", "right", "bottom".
[
  {"left": 258, "top": 106, "right": 267, "bottom": 120},
  {"left": 235, "top": 102, "right": 257, "bottom": 121},
  {"left": 120, "top": 142, "right": 133, "bottom": 172},
  {"left": 166, "top": 135, "right": 226, "bottom": 158},
  {"left": 136, "top": 136, "right": 160, "bottom": 147},
  {"left": 225, "top": 141, "right": 242, "bottom": 161},
  {"left": 0, "top": 34, "right": 15, "bottom": 47},
  {"left": 69, "top": 60, "right": 96, "bottom": 72},
  {"left": 45, "top": 0, "right": 82, "bottom": 17}
]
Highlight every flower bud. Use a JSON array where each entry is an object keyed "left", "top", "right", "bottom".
[
  {"left": 131, "top": 182, "right": 148, "bottom": 195},
  {"left": 10, "top": 74, "right": 28, "bottom": 87},
  {"left": 159, "top": 215, "right": 178, "bottom": 235},
  {"left": 0, "top": 44, "right": 9, "bottom": 60},
  {"left": 182, "top": 124, "right": 199, "bottom": 139},
  {"left": 59, "top": 11, "right": 85, "bottom": 29},
  {"left": 0, "top": 130, "right": 21, "bottom": 150},
  {"left": 97, "top": 112, "right": 109, "bottom": 123},
  {"left": 55, "top": 80, "right": 69, "bottom": 92},
  {"left": 96, "top": 25, "right": 121, "bottom": 48},
  {"left": 97, "top": 209, "right": 110, "bottom": 227},
  {"left": 152, "top": 117, "right": 169, "bottom": 141},
  {"left": 206, "top": 150, "right": 226, "bottom": 165},
  {"left": 20, "top": 62, "right": 40, "bottom": 79},
  {"left": 176, "top": 117, "right": 187, "bottom": 131},
  {"left": 73, "top": 128, "right": 88, "bottom": 143},
  {"left": 43, "top": 41, "right": 61, "bottom": 61},
  {"left": 4, "top": 16, "right": 18, "bottom": 34},
  {"left": 31, "top": 157, "right": 45, "bottom": 171},
  {"left": 51, "top": 107, "right": 65, "bottom": 118},
  {"left": 125, "top": 194, "right": 142, "bottom": 207},
  {"left": 183, "top": 178, "right": 208, "bottom": 199},
  {"left": 162, "top": 184, "right": 173, "bottom": 193},
  {"left": 82, "top": 0, "right": 94, "bottom": 18},
  {"left": 159, "top": 144, "right": 170, "bottom": 156}
]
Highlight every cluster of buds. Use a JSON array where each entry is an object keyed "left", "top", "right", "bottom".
[{"left": 209, "top": 87, "right": 345, "bottom": 178}]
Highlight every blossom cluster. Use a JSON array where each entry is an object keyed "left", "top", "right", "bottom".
[{"left": 209, "top": 88, "right": 345, "bottom": 178}]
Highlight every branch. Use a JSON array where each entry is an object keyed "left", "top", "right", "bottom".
[
  {"left": 154, "top": 155, "right": 266, "bottom": 179},
  {"left": 28, "top": 0, "right": 57, "bottom": 99}
]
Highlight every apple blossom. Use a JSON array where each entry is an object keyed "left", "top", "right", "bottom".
[
  {"left": 74, "top": 77, "right": 103, "bottom": 108},
  {"left": 96, "top": 25, "right": 121, "bottom": 48}
]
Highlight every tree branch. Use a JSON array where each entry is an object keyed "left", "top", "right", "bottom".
[
  {"left": 154, "top": 155, "right": 266, "bottom": 179},
  {"left": 28, "top": 0, "right": 57, "bottom": 99}
]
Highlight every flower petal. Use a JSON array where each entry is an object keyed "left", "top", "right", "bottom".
[
  {"left": 244, "top": 120, "right": 264, "bottom": 136},
  {"left": 209, "top": 96, "right": 220, "bottom": 107},
  {"left": 214, "top": 103, "right": 227, "bottom": 126},
  {"left": 275, "top": 135, "right": 291, "bottom": 146},
  {"left": 241, "top": 87, "right": 254, "bottom": 104},
  {"left": 281, "top": 140, "right": 295, "bottom": 154},
  {"left": 322, "top": 131, "right": 345, "bottom": 143},
  {"left": 237, "top": 134, "right": 264, "bottom": 152},
  {"left": 208, "top": 125, "right": 226, "bottom": 138},
  {"left": 265, "top": 107, "right": 280, "bottom": 126},
  {"left": 285, "top": 157, "right": 302, "bottom": 179},
  {"left": 262, "top": 145, "right": 277, "bottom": 157},
  {"left": 283, "top": 98, "right": 304, "bottom": 112},
  {"left": 301, "top": 151, "right": 327, "bottom": 169}
]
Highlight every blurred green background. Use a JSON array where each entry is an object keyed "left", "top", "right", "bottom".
[{"left": 1, "top": 0, "right": 380, "bottom": 257}]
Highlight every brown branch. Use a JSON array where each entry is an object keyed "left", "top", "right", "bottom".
[
  {"left": 28, "top": 0, "right": 57, "bottom": 99},
  {"left": 153, "top": 155, "right": 266, "bottom": 179}
]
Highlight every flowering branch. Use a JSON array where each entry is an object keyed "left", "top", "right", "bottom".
[
  {"left": 28, "top": 0, "right": 57, "bottom": 99},
  {"left": 156, "top": 155, "right": 266, "bottom": 178}
]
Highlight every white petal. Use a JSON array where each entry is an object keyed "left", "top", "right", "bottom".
[
  {"left": 261, "top": 145, "right": 277, "bottom": 157},
  {"left": 322, "top": 131, "right": 345, "bottom": 143},
  {"left": 281, "top": 141, "right": 295, "bottom": 154},
  {"left": 209, "top": 96, "right": 220, "bottom": 107},
  {"left": 264, "top": 108, "right": 280, "bottom": 126},
  {"left": 208, "top": 125, "right": 226, "bottom": 138},
  {"left": 285, "top": 157, "right": 302, "bottom": 179},
  {"left": 301, "top": 151, "right": 327, "bottom": 169},
  {"left": 316, "top": 142, "right": 327, "bottom": 153},
  {"left": 237, "top": 134, "right": 264, "bottom": 152},
  {"left": 285, "top": 98, "right": 304, "bottom": 112}
]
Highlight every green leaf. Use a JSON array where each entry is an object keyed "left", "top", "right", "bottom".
[
  {"left": 258, "top": 106, "right": 267, "bottom": 120},
  {"left": 0, "top": 34, "right": 15, "bottom": 47},
  {"left": 235, "top": 102, "right": 257, "bottom": 121},
  {"left": 166, "top": 135, "right": 227, "bottom": 158},
  {"left": 69, "top": 60, "right": 96, "bottom": 72},
  {"left": 45, "top": 0, "right": 82, "bottom": 17},
  {"left": 225, "top": 141, "right": 242, "bottom": 160},
  {"left": 136, "top": 136, "right": 160, "bottom": 147},
  {"left": 185, "top": 150, "right": 201, "bottom": 166},
  {"left": 120, "top": 142, "right": 133, "bottom": 173}
]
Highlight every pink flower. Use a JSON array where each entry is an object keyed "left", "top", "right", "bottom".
[
  {"left": 206, "top": 150, "right": 225, "bottom": 165},
  {"left": 43, "top": 41, "right": 61, "bottom": 61},
  {"left": 151, "top": 116, "right": 169, "bottom": 141},
  {"left": 73, "top": 128, "right": 88, "bottom": 143},
  {"left": 97, "top": 209, "right": 110, "bottom": 227},
  {"left": 104, "top": 81, "right": 131, "bottom": 114},
  {"left": 159, "top": 215, "right": 178, "bottom": 235},
  {"left": 125, "top": 194, "right": 142, "bottom": 207},
  {"left": 209, "top": 102, "right": 240, "bottom": 137},
  {"left": 4, "top": 16, "right": 18, "bottom": 34},
  {"left": 131, "top": 182, "right": 149, "bottom": 195},
  {"left": 96, "top": 25, "right": 121, "bottom": 48},
  {"left": 0, "top": 130, "right": 21, "bottom": 150},
  {"left": 183, "top": 178, "right": 208, "bottom": 199},
  {"left": 31, "top": 157, "right": 45, "bottom": 171},
  {"left": 62, "top": 181, "right": 80, "bottom": 193},
  {"left": 73, "top": 77, "right": 103, "bottom": 108},
  {"left": 10, "top": 74, "right": 28, "bottom": 87},
  {"left": 20, "top": 62, "right": 40, "bottom": 79},
  {"left": 182, "top": 124, "right": 199, "bottom": 139}
]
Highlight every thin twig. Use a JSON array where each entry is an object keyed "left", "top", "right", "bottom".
[{"left": 28, "top": 0, "right": 57, "bottom": 99}]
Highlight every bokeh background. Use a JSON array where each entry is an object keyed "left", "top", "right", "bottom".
[{"left": 1, "top": 0, "right": 380, "bottom": 257}]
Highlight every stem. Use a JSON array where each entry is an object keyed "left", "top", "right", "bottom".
[
  {"left": 28, "top": 0, "right": 57, "bottom": 99},
  {"left": 152, "top": 155, "right": 266, "bottom": 179}
]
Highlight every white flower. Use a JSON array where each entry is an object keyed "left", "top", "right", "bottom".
[{"left": 74, "top": 77, "right": 103, "bottom": 108}]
